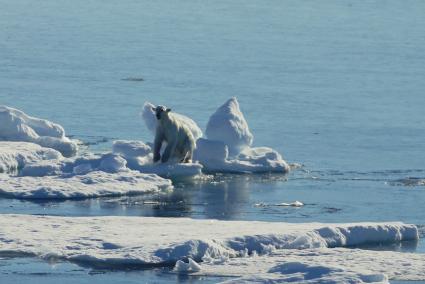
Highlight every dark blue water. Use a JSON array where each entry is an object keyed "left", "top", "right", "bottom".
[{"left": 1, "top": 0, "right": 424, "bottom": 282}]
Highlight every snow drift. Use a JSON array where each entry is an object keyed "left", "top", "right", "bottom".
[{"left": 0, "top": 105, "right": 78, "bottom": 157}]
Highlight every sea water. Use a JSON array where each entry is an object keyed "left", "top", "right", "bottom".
[{"left": 1, "top": 0, "right": 425, "bottom": 282}]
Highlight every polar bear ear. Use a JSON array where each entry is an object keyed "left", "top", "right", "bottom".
[{"left": 166, "top": 108, "right": 171, "bottom": 113}]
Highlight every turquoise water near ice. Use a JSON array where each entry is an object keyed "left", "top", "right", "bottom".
[{"left": 1, "top": 0, "right": 425, "bottom": 282}]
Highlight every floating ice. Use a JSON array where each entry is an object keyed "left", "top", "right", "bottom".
[
  {"left": 205, "top": 97, "right": 253, "bottom": 156},
  {"left": 0, "top": 105, "right": 78, "bottom": 157},
  {"left": 0, "top": 215, "right": 418, "bottom": 269},
  {"left": 0, "top": 142, "right": 62, "bottom": 175},
  {"left": 194, "top": 139, "right": 289, "bottom": 173},
  {"left": 255, "top": 201, "right": 304, "bottom": 207},
  {"left": 0, "top": 171, "right": 172, "bottom": 199},
  {"left": 141, "top": 102, "right": 203, "bottom": 140},
  {"left": 174, "top": 258, "right": 202, "bottom": 273},
  {"left": 111, "top": 140, "right": 203, "bottom": 177}
]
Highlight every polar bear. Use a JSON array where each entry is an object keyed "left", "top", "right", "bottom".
[{"left": 152, "top": 105, "right": 196, "bottom": 163}]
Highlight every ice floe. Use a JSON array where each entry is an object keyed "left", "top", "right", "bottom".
[
  {"left": 194, "top": 139, "right": 289, "bottom": 173},
  {"left": 0, "top": 215, "right": 418, "bottom": 268},
  {"left": 192, "top": 98, "right": 289, "bottom": 173},
  {"left": 0, "top": 105, "right": 78, "bottom": 157},
  {"left": 112, "top": 140, "right": 203, "bottom": 177},
  {"left": 0, "top": 142, "right": 62, "bottom": 175},
  {"left": 0, "top": 171, "right": 172, "bottom": 199}
]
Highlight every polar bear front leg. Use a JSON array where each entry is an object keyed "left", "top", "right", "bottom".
[
  {"left": 161, "top": 140, "right": 176, "bottom": 163},
  {"left": 153, "top": 130, "right": 164, "bottom": 163}
]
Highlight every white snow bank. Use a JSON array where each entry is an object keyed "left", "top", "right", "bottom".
[
  {"left": 0, "top": 171, "right": 172, "bottom": 199},
  {"left": 202, "top": 246, "right": 425, "bottom": 283},
  {"left": 205, "top": 97, "right": 253, "bottom": 156},
  {"left": 0, "top": 215, "right": 417, "bottom": 268},
  {"left": 141, "top": 102, "right": 203, "bottom": 140},
  {"left": 112, "top": 140, "right": 203, "bottom": 177},
  {"left": 0, "top": 106, "right": 78, "bottom": 157},
  {"left": 0, "top": 142, "right": 62, "bottom": 175},
  {"left": 194, "top": 139, "right": 289, "bottom": 173}
]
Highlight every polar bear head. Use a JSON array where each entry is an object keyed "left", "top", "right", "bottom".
[{"left": 152, "top": 105, "right": 171, "bottom": 120}]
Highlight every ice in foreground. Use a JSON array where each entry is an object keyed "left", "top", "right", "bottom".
[
  {"left": 203, "top": 247, "right": 425, "bottom": 283},
  {"left": 0, "top": 215, "right": 419, "bottom": 280},
  {"left": 0, "top": 105, "right": 78, "bottom": 157}
]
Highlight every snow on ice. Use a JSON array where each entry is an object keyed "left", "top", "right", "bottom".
[
  {"left": 0, "top": 215, "right": 421, "bottom": 283},
  {"left": 0, "top": 141, "right": 62, "bottom": 175},
  {"left": 205, "top": 97, "right": 253, "bottom": 156},
  {"left": 0, "top": 171, "right": 172, "bottom": 199},
  {"left": 141, "top": 98, "right": 289, "bottom": 174},
  {"left": 0, "top": 105, "right": 78, "bottom": 157},
  {"left": 112, "top": 140, "right": 203, "bottom": 177}
]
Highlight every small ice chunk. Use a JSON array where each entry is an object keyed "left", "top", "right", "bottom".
[
  {"left": 141, "top": 102, "right": 203, "bottom": 140},
  {"left": 276, "top": 201, "right": 304, "bottom": 207},
  {"left": 174, "top": 258, "right": 202, "bottom": 273},
  {"left": 205, "top": 97, "right": 253, "bottom": 156},
  {"left": 0, "top": 105, "right": 78, "bottom": 157}
]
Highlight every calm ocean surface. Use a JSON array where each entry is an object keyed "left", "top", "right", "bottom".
[{"left": 1, "top": 0, "right": 424, "bottom": 282}]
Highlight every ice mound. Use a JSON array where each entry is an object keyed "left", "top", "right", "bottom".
[
  {"left": 141, "top": 102, "right": 203, "bottom": 140},
  {"left": 112, "top": 140, "right": 203, "bottom": 177},
  {"left": 0, "top": 105, "right": 78, "bottom": 157},
  {"left": 0, "top": 215, "right": 418, "bottom": 269},
  {"left": 205, "top": 97, "right": 253, "bottom": 156},
  {"left": 194, "top": 139, "right": 289, "bottom": 173},
  {"left": 0, "top": 171, "right": 172, "bottom": 199},
  {"left": 0, "top": 141, "right": 62, "bottom": 175}
]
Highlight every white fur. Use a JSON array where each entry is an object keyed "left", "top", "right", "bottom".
[{"left": 153, "top": 111, "right": 196, "bottom": 163}]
